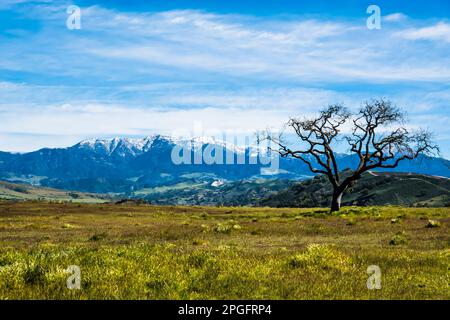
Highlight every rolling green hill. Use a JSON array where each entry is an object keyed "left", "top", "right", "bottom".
[
  {"left": 129, "top": 172, "right": 449, "bottom": 207},
  {"left": 262, "top": 172, "right": 450, "bottom": 208},
  {"left": 0, "top": 180, "right": 110, "bottom": 203},
  {"left": 2, "top": 171, "right": 449, "bottom": 207},
  {"left": 132, "top": 177, "right": 296, "bottom": 206}
]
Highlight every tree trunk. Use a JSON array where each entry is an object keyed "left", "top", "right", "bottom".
[{"left": 330, "top": 189, "right": 344, "bottom": 213}]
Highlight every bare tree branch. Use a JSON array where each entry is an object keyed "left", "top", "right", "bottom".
[{"left": 264, "top": 99, "right": 438, "bottom": 212}]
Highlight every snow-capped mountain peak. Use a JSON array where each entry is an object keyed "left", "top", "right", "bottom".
[
  {"left": 75, "top": 135, "right": 269, "bottom": 158},
  {"left": 76, "top": 137, "right": 152, "bottom": 157}
]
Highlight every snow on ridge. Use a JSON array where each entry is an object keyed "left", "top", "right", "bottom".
[{"left": 76, "top": 135, "right": 265, "bottom": 156}]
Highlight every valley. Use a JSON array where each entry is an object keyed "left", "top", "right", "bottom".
[{"left": 1, "top": 171, "right": 448, "bottom": 208}]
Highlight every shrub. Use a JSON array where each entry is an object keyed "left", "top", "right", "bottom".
[
  {"left": 68, "top": 192, "right": 80, "bottom": 199},
  {"left": 389, "top": 231, "right": 408, "bottom": 245},
  {"left": 89, "top": 232, "right": 108, "bottom": 241},
  {"left": 213, "top": 223, "right": 232, "bottom": 234},
  {"left": 23, "top": 264, "right": 46, "bottom": 285},
  {"left": 212, "top": 222, "right": 241, "bottom": 234},
  {"left": 425, "top": 220, "right": 441, "bottom": 228},
  {"left": 200, "top": 212, "right": 209, "bottom": 219}
]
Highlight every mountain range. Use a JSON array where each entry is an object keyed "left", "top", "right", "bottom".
[{"left": 0, "top": 136, "right": 449, "bottom": 205}]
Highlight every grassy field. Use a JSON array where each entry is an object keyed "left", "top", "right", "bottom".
[{"left": 0, "top": 201, "right": 448, "bottom": 299}]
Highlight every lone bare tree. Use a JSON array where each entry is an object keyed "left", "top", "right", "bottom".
[{"left": 264, "top": 99, "right": 437, "bottom": 212}]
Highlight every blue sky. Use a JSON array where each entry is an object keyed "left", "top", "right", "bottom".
[{"left": 0, "top": 0, "right": 449, "bottom": 157}]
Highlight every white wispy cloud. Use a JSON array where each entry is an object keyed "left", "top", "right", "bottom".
[
  {"left": 79, "top": 8, "right": 450, "bottom": 82},
  {"left": 4, "top": 5, "right": 450, "bottom": 83},
  {"left": 0, "top": 3, "right": 449, "bottom": 156},
  {"left": 397, "top": 22, "right": 450, "bottom": 43},
  {"left": 384, "top": 13, "right": 408, "bottom": 22}
]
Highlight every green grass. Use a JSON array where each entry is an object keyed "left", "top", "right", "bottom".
[{"left": 0, "top": 201, "right": 448, "bottom": 299}]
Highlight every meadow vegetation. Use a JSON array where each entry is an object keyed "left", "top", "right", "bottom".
[{"left": 0, "top": 201, "right": 448, "bottom": 299}]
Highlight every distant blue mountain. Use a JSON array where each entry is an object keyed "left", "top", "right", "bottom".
[{"left": 0, "top": 136, "right": 448, "bottom": 193}]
